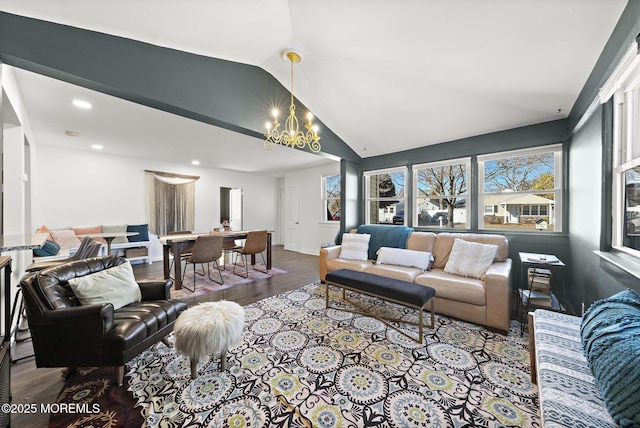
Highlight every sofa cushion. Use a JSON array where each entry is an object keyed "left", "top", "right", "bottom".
[
  {"left": 327, "top": 258, "right": 372, "bottom": 274},
  {"left": 339, "top": 233, "right": 370, "bottom": 260},
  {"left": 72, "top": 225, "right": 104, "bottom": 244},
  {"left": 580, "top": 289, "right": 640, "bottom": 427},
  {"left": 102, "top": 224, "right": 128, "bottom": 244},
  {"left": 33, "top": 240, "right": 60, "bottom": 257},
  {"left": 414, "top": 269, "right": 486, "bottom": 306},
  {"left": 364, "top": 264, "right": 425, "bottom": 282},
  {"left": 356, "top": 224, "right": 414, "bottom": 260},
  {"left": 68, "top": 262, "right": 142, "bottom": 310},
  {"left": 432, "top": 233, "right": 508, "bottom": 269},
  {"left": 127, "top": 224, "right": 150, "bottom": 242},
  {"left": 443, "top": 238, "right": 498, "bottom": 279},
  {"left": 50, "top": 229, "right": 82, "bottom": 250},
  {"left": 36, "top": 225, "right": 52, "bottom": 241},
  {"left": 376, "top": 247, "right": 433, "bottom": 270}
]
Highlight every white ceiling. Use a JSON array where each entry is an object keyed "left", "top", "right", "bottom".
[{"left": 0, "top": 0, "right": 628, "bottom": 175}]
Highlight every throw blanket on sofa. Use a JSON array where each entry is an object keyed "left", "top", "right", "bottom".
[
  {"left": 356, "top": 225, "right": 414, "bottom": 260},
  {"left": 581, "top": 288, "right": 640, "bottom": 427}
]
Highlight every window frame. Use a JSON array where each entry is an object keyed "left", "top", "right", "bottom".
[
  {"left": 412, "top": 157, "right": 470, "bottom": 229},
  {"left": 364, "top": 166, "right": 407, "bottom": 226},
  {"left": 321, "top": 173, "right": 341, "bottom": 223},
  {"left": 601, "top": 42, "right": 640, "bottom": 257},
  {"left": 477, "top": 144, "right": 563, "bottom": 233}
]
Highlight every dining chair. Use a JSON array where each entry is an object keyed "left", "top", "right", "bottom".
[
  {"left": 181, "top": 234, "right": 224, "bottom": 291},
  {"left": 222, "top": 236, "right": 243, "bottom": 270},
  {"left": 168, "top": 230, "right": 194, "bottom": 273},
  {"left": 232, "top": 230, "right": 269, "bottom": 278}
]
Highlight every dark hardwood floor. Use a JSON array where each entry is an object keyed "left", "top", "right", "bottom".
[{"left": 10, "top": 245, "right": 320, "bottom": 427}]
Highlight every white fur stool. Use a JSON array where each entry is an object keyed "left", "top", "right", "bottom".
[{"left": 173, "top": 300, "right": 245, "bottom": 379}]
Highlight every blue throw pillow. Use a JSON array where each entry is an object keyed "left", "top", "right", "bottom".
[
  {"left": 127, "top": 224, "right": 149, "bottom": 242},
  {"left": 33, "top": 240, "right": 60, "bottom": 257},
  {"left": 581, "top": 289, "right": 640, "bottom": 427}
]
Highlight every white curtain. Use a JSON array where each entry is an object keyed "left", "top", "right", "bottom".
[{"left": 146, "top": 171, "right": 199, "bottom": 236}]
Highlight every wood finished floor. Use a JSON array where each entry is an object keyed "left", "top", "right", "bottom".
[{"left": 10, "top": 245, "right": 320, "bottom": 427}]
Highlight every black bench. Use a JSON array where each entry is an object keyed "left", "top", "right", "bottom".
[{"left": 325, "top": 269, "right": 436, "bottom": 344}]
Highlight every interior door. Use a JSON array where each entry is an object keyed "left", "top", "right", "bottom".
[{"left": 284, "top": 186, "right": 300, "bottom": 252}]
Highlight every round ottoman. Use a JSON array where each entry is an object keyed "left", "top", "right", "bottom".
[{"left": 173, "top": 300, "right": 245, "bottom": 379}]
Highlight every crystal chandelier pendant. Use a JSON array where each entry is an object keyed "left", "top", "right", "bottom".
[{"left": 265, "top": 50, "right": 321, "bottom": 153}]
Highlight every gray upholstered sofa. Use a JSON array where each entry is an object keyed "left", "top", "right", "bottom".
[{"left": 320, "top": 227, "right": 512, "bottom": 333}]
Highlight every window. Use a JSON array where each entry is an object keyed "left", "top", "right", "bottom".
[
  {"left": 413, "top": 158, "right": 469, "bottom": 228},
  {"left": 364, "top": 167, "right": 406, "bottom": 225},
  {"left": 601, "top": 42, "right": 640, "bottom": 256},
  {"left": 478, "top": 145, "right": 562, "bottom": 232},
  {"left": 322, "top": 174, "right": 341, "bottom": 222}
]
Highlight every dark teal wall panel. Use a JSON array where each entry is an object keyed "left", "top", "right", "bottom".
[
  {"left": 0, "top": 12, "right": 360, "bottom": 163},
  {"left": 361, "top": 119, "right": 568, "bottom": 172}
]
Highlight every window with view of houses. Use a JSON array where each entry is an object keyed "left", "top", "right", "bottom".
[
  {"left": 322, "top": 174, "right": 341, "bottom": 222},
  {"left": 412, "top": 158, "right": 470, "bottom": 228},
  {"left": 364, "top": 167, "right": 407, "bottom": 225},
  {"left": 478, "top": 144, "right": 562, "bottom": 232}
]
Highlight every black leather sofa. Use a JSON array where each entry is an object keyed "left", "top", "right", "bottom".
[{"left": 20, "top": 255, "right": 187, "bottom": 385}]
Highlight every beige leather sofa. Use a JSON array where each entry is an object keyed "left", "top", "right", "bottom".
[{"left": 320, "top": 231, "right": 512, "bottom": 333}]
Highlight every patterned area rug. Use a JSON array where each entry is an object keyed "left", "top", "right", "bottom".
[
  {"left": 166, "top": 263, "right": 289, "bottom": 300},
  {"left": 49, "top": 367, "right": 144, "bottom": 428},
  {"left": 126, "top": 283, "right": 540, "bottom": 427}
]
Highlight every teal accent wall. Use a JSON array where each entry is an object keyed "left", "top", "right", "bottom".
[
  {"left": 0, "top": 12, "right": 360, "bottom": 164},
  {"left": 340, "top": 159, "right": 362, "bottom": 235}
]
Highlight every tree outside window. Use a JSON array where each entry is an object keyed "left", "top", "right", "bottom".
[
  {"left": 323, "top": 174, "right": 341, "bottom": 222},
  {"left": 479, "top": 145, "right": 562, "bottom": 232},
  {"left": 413, "top": 159, "right": 469, "bottom": 228},
  {"left": 365, "top": 168, "right": 406, "bottom": 225}
]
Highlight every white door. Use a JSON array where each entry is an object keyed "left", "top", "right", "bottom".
[{"left": 284, "top": 186, "right": 300, "bottom": 251}]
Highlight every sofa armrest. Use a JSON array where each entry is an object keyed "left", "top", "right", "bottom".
[
  {"left": 43, "top": 304, "right": 114, "bottom": 332},
  {"left": 319, "top": 245, "right": 342, "bottom": 281},
  {"left": 138, "top": 280, "right": 173, "bottom": 300},
  {"left": 483, "top": 258, "right": 512, "bottom": 332}
]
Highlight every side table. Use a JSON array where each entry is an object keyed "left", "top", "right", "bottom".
[{"left": 517, "top": 252, "right": 566, "bottom": 336}]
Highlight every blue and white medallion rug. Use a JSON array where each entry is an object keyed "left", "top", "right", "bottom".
[{"left": 127, "top": 283, "right": 539, "bottom": 427}]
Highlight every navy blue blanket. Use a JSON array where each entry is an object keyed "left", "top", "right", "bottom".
[{"left": 356, "top": 225, "right": 414, "bottom": 260}]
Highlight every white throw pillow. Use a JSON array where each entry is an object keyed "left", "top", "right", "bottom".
[
  {"left": 339, "top": 233, "right": 371, "bottom": 261},
  {"left": 444, "top": 238, "right": 498, "bottom": 279},
  {"left": 68, "top": 262, "right": 142, "bottom": 310},
  {"left": 376, "top": 247, "right": 434, "bottom": 270}
]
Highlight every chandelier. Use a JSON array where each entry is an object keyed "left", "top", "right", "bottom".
[{"left": 264, "top": 50, "right": 321, "bottom": 153}]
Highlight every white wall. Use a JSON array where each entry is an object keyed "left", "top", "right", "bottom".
[
  {"left": 33, "top": 145, "right": 280, "bottom": 261},
  {"left": 284, "top": 162, "right": 340, "bottom": 255}
]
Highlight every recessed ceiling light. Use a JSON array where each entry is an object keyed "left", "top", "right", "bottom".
[
  {"left": 72, "top": 99, "right": 92, "bottom": 109},
  {"left": 64, "top": 130, "right": 80, "bottom": 137},
  {"left": 192, "top": 160, "right": 200, "bottom": 165},
  {"left": 91, "top": 144, "right": 103, "bottom": 150}
]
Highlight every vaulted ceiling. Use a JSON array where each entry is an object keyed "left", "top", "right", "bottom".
[{"left": 0, "top": 1, "right": 628, "bottom": 175}]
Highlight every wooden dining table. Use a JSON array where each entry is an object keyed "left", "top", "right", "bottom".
[{"left": 159, "top": 230, "right": 272, "bottom": 290}]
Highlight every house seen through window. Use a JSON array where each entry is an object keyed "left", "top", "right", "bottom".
[
  {"left": 364, "top": 167, "right": 407, "bottom": 225},
  {"left": 478, "top": 144, "right": 562, "bottom": 232},
  {"left": 412, "top": 158, "right": 469, "bottom": 228}
]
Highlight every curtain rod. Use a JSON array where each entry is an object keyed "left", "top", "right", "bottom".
[{"left": 145, "top": 170, "right": 200, "bottom": 180}]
